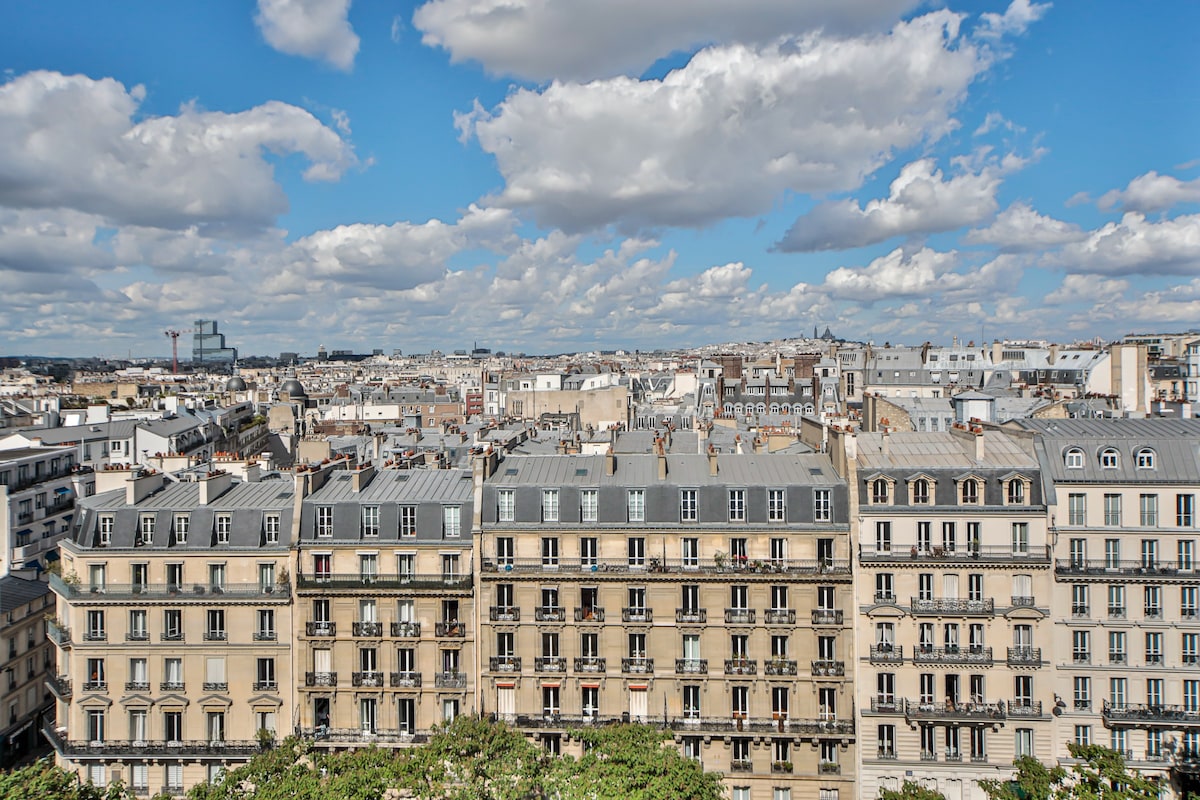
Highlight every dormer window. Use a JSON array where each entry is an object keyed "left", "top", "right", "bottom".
[
  {"left": 1065, "top": 448, "right": 1084, "bottom": 469},
  {"left": 1135, "top": 448, "right": 1156, "bottom": 469},
  {"left": 1006, "top": 477, "right": 1028, "bottom": 505},
  {"left": 215, "top": 514, "right": 231, "bottom": 544},
  {"left": 98, "top": 515, "right": 113, "bottom": 547},
  {"left": 871, "top": 478, "right": 892, "bottom": 505},
  {"left": 174, "top": 515, "right": 189, "bottom": 545},
  {"left": 137, "top": 515, "right": 155, "bottom": 546},
  {"left": 911, "top": 478, "right": 931, "bottom": 505},
  {"left": 960, "top": 478, "right": 980, "bottom": 505},
  {"left": 1100, "top": 448, "right": 1119, "bottom": 469}
]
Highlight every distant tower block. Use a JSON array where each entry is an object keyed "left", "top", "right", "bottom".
[{"left": 192, "top": 319, "right": 238, "bottom": 364}]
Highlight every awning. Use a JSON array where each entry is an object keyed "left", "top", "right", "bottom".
[
  {"left": 45, "top": 551, "right": 60, "bottom": 562},
  {"left": 5, "top": 719, "right": 33, "bottom": 743},
  {"left": 15, "top": 529, "right": 31, "bottom": 536},
  {"left": 55, "top": 487, "right": 71, "bottom": 495}
]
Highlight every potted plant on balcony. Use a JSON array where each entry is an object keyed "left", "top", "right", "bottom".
[
  {"left": 255, "top": 727, "right": 276, "bottom": 751},
  {"left": 713, "top": 551, "right": 727, "bottom": 571}
]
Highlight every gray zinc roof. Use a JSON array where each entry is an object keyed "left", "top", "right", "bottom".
[{"left": 488, "top": 452, "right": 842, "bottom": 488}]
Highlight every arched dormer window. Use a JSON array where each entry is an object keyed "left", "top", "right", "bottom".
[
  {"left": 960, "top": 478, "right": 980, "bottom": 505},
  {"left": 1064, "top": 448, "right": 1084, "bottom": 469},
  {"left": 1135, "top": 447, "right": 1156, "bottom": 469},
  {"left": 871, "top": 478, "right": 892, "bottom": 505},
  {"left": 1100, "top": 448, "right": 1119, "bottom": 469},
  {"left": 1006, "top": 477, "right": 1027, "bottom": 505},
  {"left": 911, "top": 478, "right": 931, "bottom": 505}
]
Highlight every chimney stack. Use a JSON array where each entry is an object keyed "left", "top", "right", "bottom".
[
  {"left": 197, "top": 470, "right": 233, "bottom": 505},
  {"left": 656, "top": 438, "right": 667, "bottom": 480},
  {"left": 707, "top": 444, "right": 718, "bottom": 476},
  {"left": 606, "top": 446, "right": 616, "bottom": 476}
]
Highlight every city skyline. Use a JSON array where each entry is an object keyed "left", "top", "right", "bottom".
[{"left": 1, "top": 1, "right": 1197, "bottom": 357}]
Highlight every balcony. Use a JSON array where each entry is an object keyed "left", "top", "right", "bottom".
[
  {"left": 621, "top": 657, "right": 654, "bottom": 674},
  {"left": 352, "top": 622, "right": 383, "bottom": 637},
  {"left": 913, "top": 645, "right": 993, "bottom": 665},
  {"left": 391, "top": 621, "right": 421, "bottom": 638},
  {"left": 764, "top": 659, "right": 798, "bottom": 676},
  {"left": 725, "top": 609, "right": 756, "bottom": 625},
  {"left": 730, "top": 759, "right": 753, "bottom": 772},
  {"left": 390, "top": 671, "right": 422, "bottom": 687},
  {"left": 574, "top": 607, "right": 605, "bottom": 623},
  {"left": 873, "top": 592, "right": 897, "bottom": 605},
  {"left": 125, "top": 681, "right": 150, "bottom": 692},
  {"left": 877, "top": 749, "right": 898, "bottom": 760},
  {"left": 1109, "top": 606, "right": 1127, "bottom": 620},
  {"left": 573, "top": 657, "right": 606, "bottom": 673},
  {"left": 910, "top": 598, "right": 994, "bottom": 616},
  {"left": 725, "top": 659, "right": 757, "bottom": 675},
  {"left": 1055, "top": 559, "right": 1192, "bottom": 578},
  {"left": 47, "top": 619, "right": 71, "bottom": 647},
  {"left": 869, "top": 645, "right": 904, "bottom": 663},
  {"left": 203, "top": 630, "right": 227, "bottom": 642},
  {"left": 849, "top": 688, "right": 895, "bottom": 724},
  {"left": 352, "top": 672, "right": 385, "bottom": 687},
  {"left": 1011, "top": 596, "right": 1035, "bottom": 608},
  {"left": 621, "top": 607, "right": 652, "bottom": 623},
  {"left": 126, "top": 631, "right": 149, "bottom": 642},
  {"left": 50, "top": 573, "right": 290, "bottom": 602},
  {"left": 812, "top": 609, "right": 843, "bottom": 625},
  {"left": 296, "top": 572, "right": 472, "bottom": 592},
  {"left": 82, "top": 681, "right": 107, "bottom": 692},
  {"left": 306, "top": 621, "right": 336, "bottom": 637},
  {"left": 811, "top": 660, "right": 845, "bottom": 677},
  {"left": 1072, "top": 605, "right": 1091, "bottom": 618},
  {"left": 535, "top": 657, "right": 567, "bottom": 673},
  {"left": 160, "top": 681, "right": 185, "bottom": 691},
  {"left": 253, "top": 681, "right": 278, "bottom": 691},
  {"left": 1008, "top": 701, "right": 1043, "bottom": 718},
  {"left": 489, "top": 656, "right": 522, "bottom": 672},
  {"left": 42, "top": 722, "right": 262, "bottom": 759},
  {"left": 1007, "top": 647, "right": 1042, "bottom": 666},
  {"left": 83, "top": 630, "right": 106, "bottom": 642},
  {"left": 1102, "top": 702, "right": 1200, "bottom": 727},
  {"left": 253, "top": 630, "right": 277, "bottom": 642},
  {"left": 764, "top": 609, "right": 796, "bottom": 624},
  {"left": 434, "top": 672, "right": 466, "bottom": 689},
  {"left": 434, "top": 621, "right": 466, "bottom": 638},
  {"left": 819, "top": 762, "right": 841, "bottom": 775},
  {"left": 534, "top": 606, "right": 566, "bottom": 623},
  {"left": 46, "top": 673, "right": 71, "bottom": 698},
  {"left": 860, "top": 543, "right": 1051, "bottom": 564},
  {"left": 303, "top": 727, "right": 429, "bottom": 745},
  {"left": 481, "top": 556, "right": 851, "bottom": 577},
  {"left": 676, "top": 608, "right": 707, "bottom": 623},
  {"left": 203, "top": 682, "right": 228, "bottom": 691},
  {"left": 771, "top": 761, "right": 793, "bottom": 774},
  {"left": 903, "top": 699, "right": 1006, "bottom": 722},
  {"left": 675, "top": 658, "right": 708, "bottom": 675},
  {"left": 489, "top": 606, "right": 521, "bottom": 622},
  {"left": 160, "top": 631, "right": 184, "bottom": 642},
  {"left": 305, "top": 672, "right": 338, "bottom": 687}
]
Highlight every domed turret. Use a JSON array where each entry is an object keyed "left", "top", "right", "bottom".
[
  {"left": 280, "top": 378, "right": 307, "bottom": 398},
  {"left": 225, "top": 376, "right": 248, "bottom": 392}
]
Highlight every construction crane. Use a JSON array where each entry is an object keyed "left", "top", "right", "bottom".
[{"left": 164, "top": 330, "right": 183, "bottom": 374}]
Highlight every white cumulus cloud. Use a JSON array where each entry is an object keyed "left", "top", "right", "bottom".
[
  {"left": 776, "top": 158, "right": 1004, "bottom": 252},
  {"left": 1044, "top": 212, "right": 1200, "bottom": 275},
  {"left": 414, "top": 0, "right": 918, "bottom": 81},
  {"left": 255, "top": 0, "right": 360, "bottom": 71},
  {"left": 1098, "top": 171, "right": 1200, "bottom": 213},
  {"left": 978, "top": 0, "right": 1051, "bottom": 38},
  {"left": 0, "top": 71, "right": 356, "bottom": 233},
  {"left": 963, "top": 201, "right": 1086, "bottom": 251},
  {"left": 458, "top": 11, "right": 991, "bottom": 232}
]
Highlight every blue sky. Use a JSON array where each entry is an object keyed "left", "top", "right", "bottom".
[{"left": 0, "top": 0, "right": 1197, "bottom": 358}]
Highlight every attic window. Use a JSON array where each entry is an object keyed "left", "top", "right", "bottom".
[
  {"left": 504, "top": 468, "right": 518, "bottom": 476},
  {"left": 575, "top": 469, "right": 589, "bottom": 477}
]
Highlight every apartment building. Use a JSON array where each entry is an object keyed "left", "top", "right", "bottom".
[
  {"left": 292, "top": 461, "right": 476, "bottom": 747},
  {"left": 0, "top": 444, "right": 92, "bottom": 574},
  {"left": 850, "top": 428, "right": 1056, "bottom": 800},
  {"left": 46, "top": 467, "right": 294, "bottom": 793},
  {"left": 1020, "top": 418, "right": 1200, "bottom": 798},
  {"left": 0, "top": 574, "right": 55, "bottom": 767},
  {"left": 476, "top": 447, "right": 856, "bottom": 800}
]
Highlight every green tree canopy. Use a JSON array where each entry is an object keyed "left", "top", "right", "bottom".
[
  {"left": 879, "top": 780, "right": 949, "bottom": 800},
  {"left": 980, "top": 746, "right": 1160, "bottom": 800}
]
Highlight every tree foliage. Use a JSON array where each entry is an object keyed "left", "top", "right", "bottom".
[
  {"left": 187, "top": 718, "right": 724, "bottom": 800},
  {"left": 0, "top": 759, "right": 164, "bottom": 800},
  {"left": 879, "top": 780, "right": 949, "bottom": 800},
  {"left": 981, "top": 746, "right": 1160, "bottom": 800},
  {"left": 551, "top": 723, "right": 725, "bottom": 800}
]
